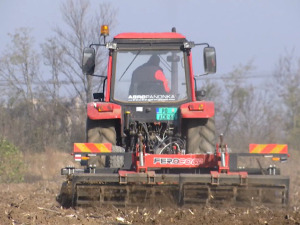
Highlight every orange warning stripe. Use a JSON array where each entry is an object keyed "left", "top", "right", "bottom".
[
  {"left": 249, "top": 144, "right": 288, "bottom": 154},
  {"left": 74, "top": 143, "right": 112, "bottom": 153}
]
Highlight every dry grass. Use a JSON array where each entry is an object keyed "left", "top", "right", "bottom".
[{"left": 23, "top": 148, "right": 74, "bottom": 182}]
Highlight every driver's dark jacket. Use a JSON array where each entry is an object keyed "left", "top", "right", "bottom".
[{"left": 129, "top": 63, "right": 168, "bottom": 95}]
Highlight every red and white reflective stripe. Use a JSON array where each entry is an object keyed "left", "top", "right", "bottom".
[{"left": 74, "top": 154, "right": 82, "bottom": 162}]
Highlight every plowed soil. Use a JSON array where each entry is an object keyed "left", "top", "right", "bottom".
[{"left": 0, "top": 150, "right": 300, "bottom": 225}]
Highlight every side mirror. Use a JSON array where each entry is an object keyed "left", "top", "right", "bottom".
[
  {"left": 82, "top": 47, "right": 96, "bottom": 75},
  {"left": 203, "top": 47, "right": 216, "bottom": 74}
]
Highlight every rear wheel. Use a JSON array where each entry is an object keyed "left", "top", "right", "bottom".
[
  {"left": 86, "top": 118, "right": 116, "bottom": 167},
  {"left": 86, "top": 118, "right": 116, "bottom": 144},
  {"left": 185, "top": 118, "right": 216, "bottom": 154}
]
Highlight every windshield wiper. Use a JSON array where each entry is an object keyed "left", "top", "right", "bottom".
[
  {"left": 158, "top": 55, "right": 171, "bottom": 72},
  {"left": 119, "top": 50, "right": 141, "bottom": 81}
]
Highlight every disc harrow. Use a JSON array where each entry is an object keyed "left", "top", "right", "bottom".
[{"left": 60, "top": 171, "right": 289, "bottom": 207}]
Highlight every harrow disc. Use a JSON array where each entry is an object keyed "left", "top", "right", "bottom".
[{"left": 59, "top": 173, "right": 289, "bottom": 208}]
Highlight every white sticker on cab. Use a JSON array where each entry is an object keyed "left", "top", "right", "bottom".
[{"left": 136, "top": 107, "right": 143, "bottom": 112}]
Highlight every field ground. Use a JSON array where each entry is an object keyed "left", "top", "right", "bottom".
[{"left": 0, "top": 149, "right": 300, "bottom": 225}]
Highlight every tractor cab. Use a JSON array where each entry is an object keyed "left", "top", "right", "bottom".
[{"left": 82, "top": 26, "right": 216, "bottom": 104}]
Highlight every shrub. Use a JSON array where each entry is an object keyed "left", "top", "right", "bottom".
[{"left": 0, "top": 138, "right": 25, "bottom": 183}]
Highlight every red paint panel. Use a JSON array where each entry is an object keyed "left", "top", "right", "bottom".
[
  {"left": 188, "top": 53, "right": 196, "bottom": 101},
  {"left": 105, "top": 55, "right": 112, "bottom": 102},
  {"left": 114, "top": 32, "right": 186, "bottom": 39},
  {"left": 87, "top": 102, "right": 121, "bottom": 120},
  {"left": 180, "top": 101, "right": 215, "bottom": 118},
  {"left": 144, "top": 154, "right": 217, "bottom": 169}
]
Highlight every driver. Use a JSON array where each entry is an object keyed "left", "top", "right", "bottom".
[{"left": 129, "top": 54, "right": 170, "bottom": 95}]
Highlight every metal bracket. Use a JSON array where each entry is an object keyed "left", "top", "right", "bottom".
[
  {"left": 239, "top": 172, "right": 248, "bottom": 186},
  {"left": 106, "top": 42, "right": 117, "bottom": 50},
  {"left": 147, "top": 171, "right": 155, "bottom": 184},
  {"left": 183, "top": 41, "right": 195, "bottom": 49},
  {"left": 64, "top": 165, "right": 75, "bottom": 175},
  {"left": 119, "top": 171, "right": 128, "bottom": 184},
  {"left": 210, "top": 171, "right": 219, "bottom": 185},
  {"left": 119, "top": 175, "right": 127, "bottom": 184}
]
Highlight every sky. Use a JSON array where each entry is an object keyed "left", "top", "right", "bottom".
[{"left": 0, "top": 0, "right": 300, "bottom": 78}]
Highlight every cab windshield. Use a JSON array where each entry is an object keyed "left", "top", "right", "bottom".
[{"left": 113, "top": 50, "right": 188, "bottom": 102}]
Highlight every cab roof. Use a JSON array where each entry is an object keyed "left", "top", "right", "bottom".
[{"left": 114, "top": 32, "right": 186, "bottom": 39}]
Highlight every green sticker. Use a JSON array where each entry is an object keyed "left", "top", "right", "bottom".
[{"left": 156, "top": 107, "right": 178, "bottom": 120}]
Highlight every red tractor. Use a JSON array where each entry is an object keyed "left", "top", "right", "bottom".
[{"left": 60, "top": 26, "right": 289, "bottom": 207}]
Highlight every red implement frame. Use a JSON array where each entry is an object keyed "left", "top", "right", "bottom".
[{"left": 132, "top": 141, "right": 246, "bottom": 178}]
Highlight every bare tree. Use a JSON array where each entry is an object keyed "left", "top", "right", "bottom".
[
  {"left": 228, "top": 86, "right": 283, "bottom": 151},
  {"left": 0, "top": 1, "right": 118, "bottom": 152},
  {"left": 41, "top": 37, "right": 64, "bottom": 103},
  {"left": 0, "top": 28, "right": 45, "bottom": 151},
  {"left": 0, "top": 27, "right": 40, "bottom": 104},
  {"left": 211, "top": 62, "right": 279, "bottom": 150},
  {"left": 53, "top": 0, "right": 117, "bottom": 104},
  {"left": 272, "top": 53, "right": 300, "bottom": 149},
  {"left": 218, "top": 63, "right": 254, "bottom": 137}
]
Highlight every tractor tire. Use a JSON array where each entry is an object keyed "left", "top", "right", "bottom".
[
  {"left": 86, "top": 118, "right": 116, "bottom": 167},
  {"left": 185, "top": 117, "right": 216, "bottom": 154},
  {"left": 109, "top": 146, "right": 125, "bottom": 168},
  {"left": 86, "top": 118, "right": 116, "bottom": 144}
]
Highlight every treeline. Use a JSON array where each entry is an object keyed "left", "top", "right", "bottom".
[
  {"left": 207, "top": 55, "right": 300, "bottom": 151},
  {"left": 0, "top": 0, "right": 116, "bottom": 152},
  {"left": 0, "top": 0, "right": 300, "bottom": 153}
]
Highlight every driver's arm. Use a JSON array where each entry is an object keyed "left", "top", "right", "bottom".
[{"left": 154, "top": 70, "right": 170, "bottom": 93}]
